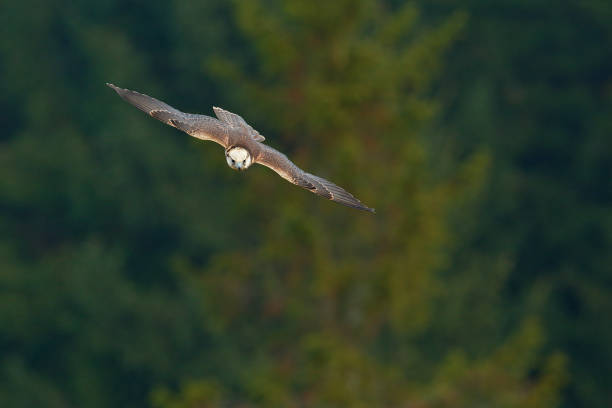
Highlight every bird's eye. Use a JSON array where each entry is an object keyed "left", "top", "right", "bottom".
[{"left": 231, "top": 159, "right": 235, "bottom": 164}]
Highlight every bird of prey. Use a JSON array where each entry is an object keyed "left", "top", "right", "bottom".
[{"left": 107, "top": 83, "right": 375, "bottom": 213}]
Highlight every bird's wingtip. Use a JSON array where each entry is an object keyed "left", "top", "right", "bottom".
[
  {"left": 106, "top": 83, "right": 120, "bottom": 91},
  {"left": 356, "top": 204, "right": 376, "bottom": 214}
]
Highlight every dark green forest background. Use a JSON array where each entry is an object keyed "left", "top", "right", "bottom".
[{"left": 1, "top": 1, "right": 610, "bottom": 407}]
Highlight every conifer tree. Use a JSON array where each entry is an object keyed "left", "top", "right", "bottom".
[{"left": 157, "top": 1, "right": 566, "bottom": 406}]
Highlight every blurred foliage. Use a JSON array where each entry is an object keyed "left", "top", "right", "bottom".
[
  {"left": 0, "top": 0, "right": 608, "bottom": 407},
  {"left": 421, "top": 1, "right": 612, "bottom": 406}
]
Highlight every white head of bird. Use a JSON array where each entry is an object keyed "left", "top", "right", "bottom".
[{"left": 225, "top": 146, "right": 252, "bottom": 171}]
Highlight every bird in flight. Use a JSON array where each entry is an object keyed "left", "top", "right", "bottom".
[{"left": 107, "top": 83, "right": 375, "bottom": 213}]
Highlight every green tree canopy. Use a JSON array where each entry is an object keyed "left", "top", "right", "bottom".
[{"left": 2, "top": 0, "right": 606, "bottom": 407}]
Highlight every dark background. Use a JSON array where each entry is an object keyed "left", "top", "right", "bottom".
[{"left": 1, "top": 1, "right": 610, "bottom": 407}]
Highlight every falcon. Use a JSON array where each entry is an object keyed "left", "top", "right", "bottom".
[{"left": 107, "top": 83, "right": 375, "bottom": 213}]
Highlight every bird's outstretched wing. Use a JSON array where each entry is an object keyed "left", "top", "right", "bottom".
[
  {"left": 107, "top": 83, "right": 229, "bottom": 147},
  {"left": 255, "top": 144, "right": 375, "bottom": 213}
]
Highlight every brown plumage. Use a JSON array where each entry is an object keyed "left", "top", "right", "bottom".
[{"left": 107, "top": 83, "right": 375, "bottom": 213}]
